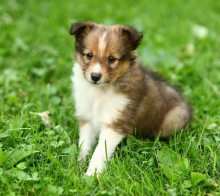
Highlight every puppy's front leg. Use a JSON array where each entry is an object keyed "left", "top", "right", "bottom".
[
  {"left": 86, "top": 126, "right": 126, "bottom": 176},
  {"left": 78, "top": 120, "right": 97, "bottom": 162}
]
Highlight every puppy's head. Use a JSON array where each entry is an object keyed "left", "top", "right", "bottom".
[{"left": 70, "top": 21, "right": 143, "bottom": 85}]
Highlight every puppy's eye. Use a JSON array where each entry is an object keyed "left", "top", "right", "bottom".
[
  {"left": 86, "top": 53, "right": 93, "bottom": 60},
  {"left": 108, "top": 56, "right": 115, "bottom": 63}
]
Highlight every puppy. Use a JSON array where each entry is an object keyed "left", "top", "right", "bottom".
[{"left": 70, "top": 22, "right": 191, "bottom": 175}]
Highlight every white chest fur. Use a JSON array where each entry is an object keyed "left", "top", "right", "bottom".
[{"left": 72, "top": 63, "right": 129, "bottom": 131}]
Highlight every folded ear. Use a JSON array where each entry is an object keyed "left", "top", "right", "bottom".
[
  {"left": 69, "top": 21, "right": 96, "bottom": 38},
  {"left": 120, "top": 26, "right": 143, "bottom": 50}
]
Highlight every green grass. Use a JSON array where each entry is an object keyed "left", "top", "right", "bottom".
[{"left": 1, "top": 0, "right": 220, "bottom": 195}]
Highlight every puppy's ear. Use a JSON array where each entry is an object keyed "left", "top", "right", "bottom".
[
  {"left": 120, "top": 26, "right": 143, "bottom": 50},
  {"left": 69, "top": 21, "right": 96, "bottom": 38}
]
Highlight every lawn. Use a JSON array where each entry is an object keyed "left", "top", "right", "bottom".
[{"left": 1, "top": 0, "right": 220, "bottom": 195}]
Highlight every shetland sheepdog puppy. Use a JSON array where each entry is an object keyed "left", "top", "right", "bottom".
[{"left": 70, "top": 22, "right": 191, "bottom": 175}]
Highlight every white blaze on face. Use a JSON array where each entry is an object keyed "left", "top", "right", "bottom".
[
  {"left": 91, "top": 63, "right": 101, "bottom": 74},
  {"left": 99, "top": 31, "right": 107, "bottom": 57},
  {"left": 86, "top": 31, "right": 108, "bottom": 85}
]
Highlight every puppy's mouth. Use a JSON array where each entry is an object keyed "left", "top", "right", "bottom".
[
  {"left": 88, "top": 80, "right": 110, "bottom": 86},
  {"left": 91, "top": 82, "right": 108, "bottom": 86}
]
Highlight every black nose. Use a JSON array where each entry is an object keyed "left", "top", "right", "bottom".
[{"left": 91, "top": 72, "right": 102, "bottom": 83}]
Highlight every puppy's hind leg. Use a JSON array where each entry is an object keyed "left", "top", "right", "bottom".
[{"left": 159, "top": 102, "right": 191, "bottom": 138}]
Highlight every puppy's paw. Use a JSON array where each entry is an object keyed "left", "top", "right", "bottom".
[
  {"left": 85, "top": 168, "right": 95, "bottom": 176},
  {"left": 77, "top": 153, "right": 86, "bottom": 162},
  {"left": 86, "top": 167, "right": 102, "bottom": 176}
]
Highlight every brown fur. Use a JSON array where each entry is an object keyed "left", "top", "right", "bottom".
[
  {"left": 79, "top": 119, "right": 87, "bottom": 128},
  {"left": 70, "top": 21, "right": 191, "bottom": 139},
  {"left": 111, "top": 65, "right": 191, "bottom": 138}
]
